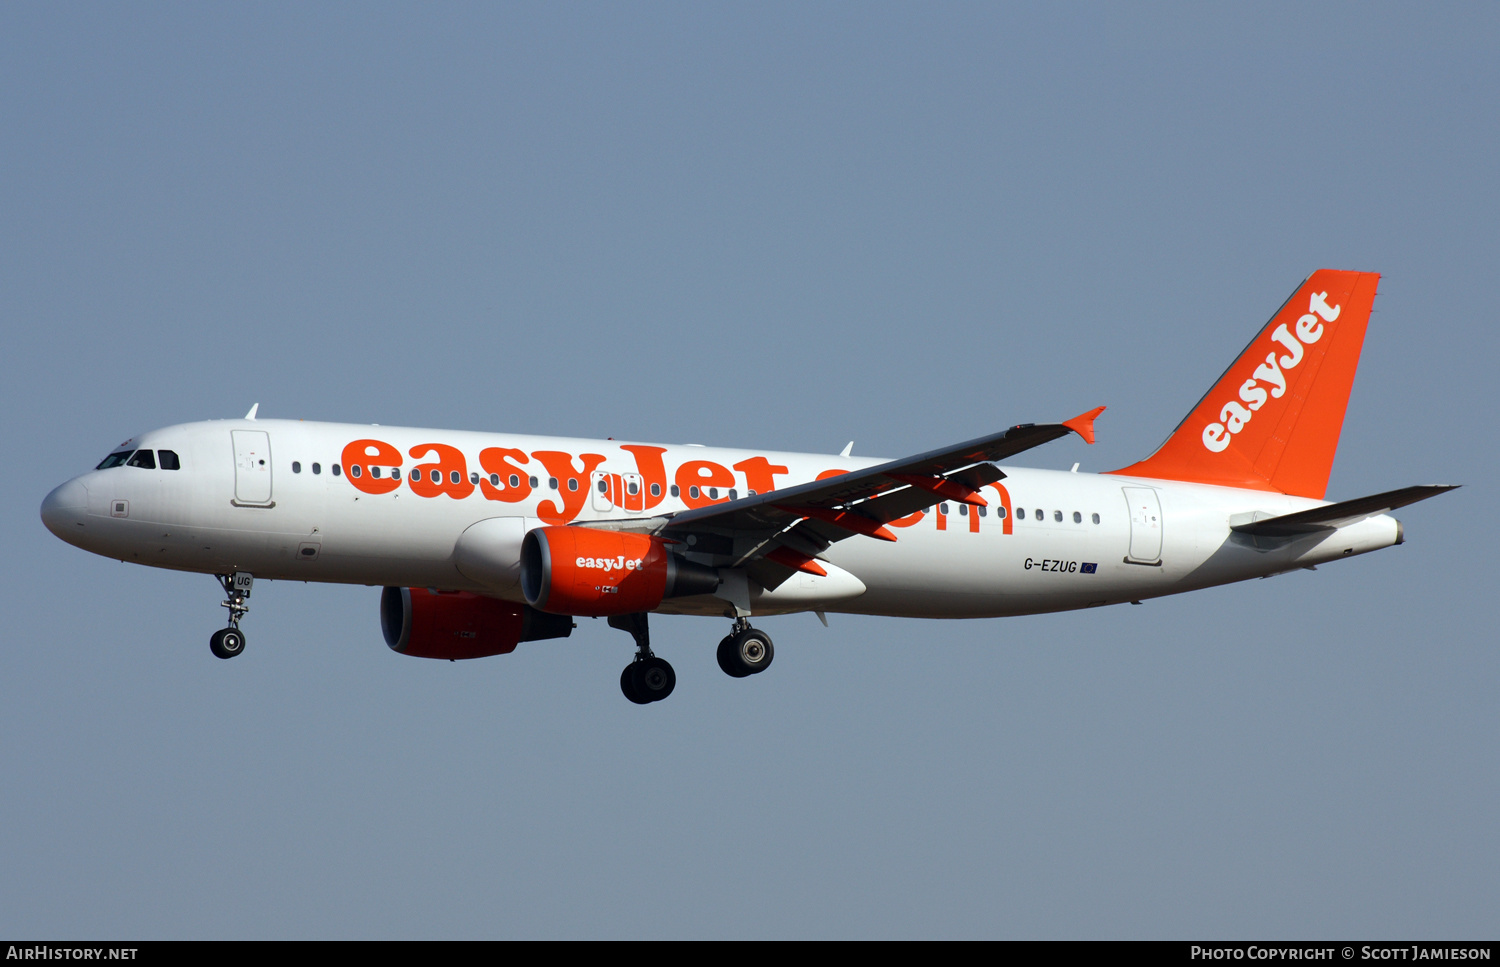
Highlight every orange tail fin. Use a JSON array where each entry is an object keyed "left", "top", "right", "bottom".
[{"left": 1109, "top": 270, "right": 1380, "bottom": 499}]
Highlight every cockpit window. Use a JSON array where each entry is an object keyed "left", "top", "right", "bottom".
[
  {"left": 158, "top": 450, "right": 180, "bottom": 471},
  {"left": 96, "top": 450, "right": 134, "bottom": 470},
  {"left": 126, "top": 450, "right": 157, "bottom": 470}
]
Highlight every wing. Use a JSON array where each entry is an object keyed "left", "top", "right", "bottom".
[{"left": 592, "top": 407, "right": 1103, "bottom": 588}]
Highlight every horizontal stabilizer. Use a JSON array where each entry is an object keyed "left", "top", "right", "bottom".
[{"left": 1231, "top": 484, "right": 1458, "bottom": 538}]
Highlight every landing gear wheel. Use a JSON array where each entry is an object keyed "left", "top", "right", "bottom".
[
  {"left": 211, "top": 572, "right": 252, "bottom": 661},
  {"left": 210, "top": 627, "right": 245, "bottom": 660},
  {"left": 719, "top": 628, "right": 774, "bottom": 677},
  {"left": 621, "top": 664, "right": 651, "bottom": 704},
  {"left": 635, "top": 657, "right": 676, "bottom": 702},
  {"left": 717, "top": 635, "right": 751, "bottom": 678}
]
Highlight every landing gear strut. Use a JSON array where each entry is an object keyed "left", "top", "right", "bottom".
[
  {"left": 717, "top": 617, "right": 774, "bottom": 678},
  {"left": 210, "top": 571, "right": 253, "bottom": 659},
  {"left": 610, "top": 612, "right": 675, "bottom": 704}
]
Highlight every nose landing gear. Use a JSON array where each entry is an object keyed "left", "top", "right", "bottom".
[
  {"left": 717, "top": 618, "right": 774, "bottom": 678},
  {"left": 610, "top": 612, "right": 675, "bottom": 704},
  {"left": 210, "top": 572, "right": 253, "bottom": 659}
]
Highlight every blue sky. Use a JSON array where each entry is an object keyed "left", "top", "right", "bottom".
[{"left": 2, "top": 3, "right": 1496, "bottom": 938}]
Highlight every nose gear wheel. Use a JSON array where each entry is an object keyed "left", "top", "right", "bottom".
[{"left": 210, "top": 572, "right": 253, "bottom": 659}]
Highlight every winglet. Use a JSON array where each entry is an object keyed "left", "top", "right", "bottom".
[
  {"left": 1062, "top": 406, "right": 1105, "bottom": 445},
  {"left": 244, "top": 403, "right": 260, "bottom": 420}
]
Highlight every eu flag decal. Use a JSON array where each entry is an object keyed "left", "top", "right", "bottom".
[{"left": 1081, "top": 562, "right": 1098, "bottom": 574}]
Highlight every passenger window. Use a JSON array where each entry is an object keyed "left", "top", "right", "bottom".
[
  {"left": 567, "top": 478, "right": 578, "bottom": 492},
  {"left": 292, "top": 461, "right": 302, "bottom": 474},
  {"left": 490, "top": 474, "right": 500, "bottom": 486},
  {"left": 126, "top": 450, "right": 156, "bottom": 470},
  {"left": 351, "top": 464, "right": 362, "bottom": 478},
  {"left": 158, "top": 450, "right": 181, "bottom": 471},
  {"left": 429, "top": 470, "right": 440, "bottom": 483},
  {"left": 410, "top": 469, "right": 420, "bottom": 482},
  {"left": 469, "top": 472, "right": 479, "bottom": 485},
  {"left": 509, "top": 474, "right": 519, "bottom": 488},
  {"left": 628, "top": 481, "right": 639, "bottom": 495},
  {"left": 689, "top": 486, "right": 700, "bottom": 499},
  {"left": 978, "top": 506, "right": 987, "bottom": 517},
  {"left": 1053, "top": 510, "right": 1063, "bottom": 522},
  {"left": 1092, "top": 513, "right": 1100, "bottom": 524},
  {"left": 651, "top": 483, "right": 662, "bottom": 497},
  {"left": 598, "top": 479, "right": 608, "bottom": 493},
  {"left": 332, "top": 464, "right": 342, "bottom": 476},
  {"left": 549, "top": 477, "right": 558, "bottom": 490},
  {"left": 940, "top": 503, "right": 950, "bottom": 514},
  {"left": 709, "top": 487, "right": 719, "bottom": 500},
  {"left": 312, "top": 462, "right": 321, "bottom": 475},
  {"left": 1016, "top": 508, "right": 1026, "bottom": 519},
  {"left": 995, "top": 506, "right": 1007, "bottom": 518},
  {"left": 670, "top": 484, "right": 680, "bottom": 498},
  {"left": 529, "top": 476, "right": 539, "bottom": 488},
  {"left": 959, "top": 504, "right": 968, "bottom": 516},
  {"left": 728, "top": 489, "right": 737, "bottom": 500},
  {"left": 95, "top": 450, "right": 134, "bottom": 470},
  {"left": 450, "top": 471, "right": 461, "bottom": 485},
  {"left": 370, "top": 466, "right": 381, "bottom": 478},
  {"left": 1073, "top": 511, "right": 1082, "bottom": 523}
]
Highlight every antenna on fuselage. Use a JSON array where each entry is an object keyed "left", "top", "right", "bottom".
[
  {"left": 839, "top": 441, "right": 853, "bottom": 457},
  {"left": 244, "top": 403, "right": 259, "bottom": 420}
]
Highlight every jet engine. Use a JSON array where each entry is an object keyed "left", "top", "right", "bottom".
[
  {"left": 380, "top": 587, "right": 573, "bottom": 660},
  {"left": 520, "top": 526, "right": 720, "bottom": 616}
]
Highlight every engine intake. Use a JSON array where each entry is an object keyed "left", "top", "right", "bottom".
[
  {"left": 381, "top": 587, "right": 572, "bottom": 660},
  {"left": 520, "top": 526, "right": 721, "bottom": 616}
]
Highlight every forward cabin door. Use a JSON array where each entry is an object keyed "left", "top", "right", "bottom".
[
  {"left": 232, "top": 430, "right": 274, "bottom": 505},
  {"left": 1122, "top": 486, "right": 1162, "bottom": 565}
]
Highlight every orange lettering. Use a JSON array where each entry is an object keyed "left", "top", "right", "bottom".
[
  {"left": 988, "top": 482, "right": 1013, "bottom": 535},
  {"left": 408, "top": 444, "right": 475, "bottom": 500},
  {"left": 733, "top": 456, "right": 789, "bottom": 494},
  {"left": 533, "top": 451, "right": 606, "bottom": 524},
  {"left": 676, "top": 460, "right": 735, "bottom": 509},
  {"left": 478, "top": 447, "right": 533, "bottom": 503},
  {"left": 341, "top": 439, "right": 402, "bottom": 495},
  {"left": 620, "top": 445, "right": 668, "bottom": 511}
]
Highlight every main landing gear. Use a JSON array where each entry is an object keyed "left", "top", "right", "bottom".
[
  {"left": 210, "top": 571, "right": 253, "bottom": 660},
  {"left": 610, "top": 612, "right": 675, "bottom": 705},
  {"left": 609, "top": 613, "right": 775, "bottom": 704},
  {"left": 717, "top": 618, "right": 774, "bottom": 679}
]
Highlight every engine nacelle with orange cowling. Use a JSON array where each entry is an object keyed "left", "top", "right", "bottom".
[
  {"left": 520, "top": 526, "right": 721, "bottom": 617},
  {"left": 381, "top": 587, "right": 573, "bottom": 660}
]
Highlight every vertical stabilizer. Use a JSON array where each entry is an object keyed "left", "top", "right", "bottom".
[{"left": 1109, "top": 270, "right": 1379, "bottom": 499}]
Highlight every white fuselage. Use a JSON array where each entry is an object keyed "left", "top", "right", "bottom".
[{"left": 41, "top": 418, "right": 1400, "bottom": 619}]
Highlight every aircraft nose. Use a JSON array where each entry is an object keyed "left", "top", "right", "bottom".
[{"left": 41, "top": 477, "right": 89, "bottom": 539}]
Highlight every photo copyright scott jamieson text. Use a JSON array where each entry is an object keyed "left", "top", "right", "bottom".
[
  {"left": 6, "top": 950, "right": 138, "bottom": 961},
  {"left": 1190, "top": 949, "right": 1491, "bottom": 961}
]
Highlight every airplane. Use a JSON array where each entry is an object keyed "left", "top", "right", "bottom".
[{"left": 40, "top": 270, "right": 1454, "bottom": 704}]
